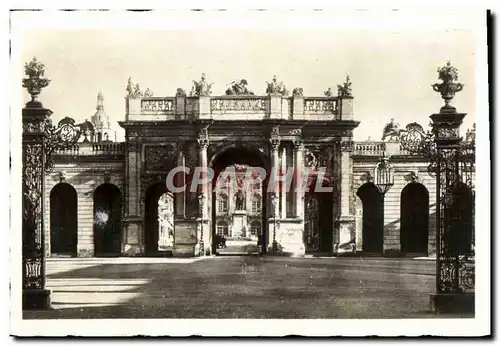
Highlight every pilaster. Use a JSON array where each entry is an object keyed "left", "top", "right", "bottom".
[
  {"left": 293, "top": 140, "right": 305, "bottom": 220},
  {"left": 122, "top": 135, "right": 143, "bottom": 256},
  {"left": 334, "top": 139, "right": 356, "bottom": 251}
]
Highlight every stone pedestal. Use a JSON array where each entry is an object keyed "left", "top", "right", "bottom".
[
  {"left": 292, "top": 96, "right": 304, "bottom": 120},
  {"left": 430, "top": 292, "right": 475, "bottom": 314},
  {"left": 384, "top": 141, "right": 400, "bottom": 156},
  {"left": 198, "top": 96, "right": 211, "bottom": 119},
  {"left": 338, "top": 216, "right": 355, "bottom": 245},
  {"left": 268, "top": 94, "right": 283, "bottom": 119},
  {"left": 175, "top": 95, "right": 186, "bottom": 119},
  {"left": 173, "top": 219, "right": 198, "bottom": 257},
  {"left": 271, "top": 219, "right": 305, "bottom": 257},
  {"left": 23, "top": 289, "right": 51, "bottom": 310},
  {"left": 338, "top": 96, "right": 354, "bottom": 120},
  {"left": 232, "top": 211, "right": 247, "bottom": 238},
  {"left": 125, "top": 97, "right": 141, "bottom": 120},
  {"left": 121, "top": 216, "right": 143, "bottom": 256}
]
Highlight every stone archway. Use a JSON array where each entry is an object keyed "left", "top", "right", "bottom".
[
  {"left": 209, "top": 144, "right": 269, "bottom": 255},
  {"left": 50, "top": 183, "right": 78, "bottom": 256},
  {"left": 144, "top": 183, "right": 175, "bottom": 256},
  {"left": 357, "top": 183, "right": 384, "bottom": 254},
  {"left": 400, "top": 183, "right": 429, "bottom": 255},
  {"left": 93, "top": 183, "right": 122, "bottom": 257}
]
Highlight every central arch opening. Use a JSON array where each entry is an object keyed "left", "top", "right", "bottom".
[{"left": 209, "top": 145, "right": 269, "bottom": 255}]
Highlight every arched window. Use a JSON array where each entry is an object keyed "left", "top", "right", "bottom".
[
  {"left": 250, "top": 221, "right": 261, "bottom": 237},
  {"left": 217, "top": 193, "right": 229, "bottom": 213},
  {"left": 251, "top": 194, "right": 262, "bottom": 213},
  {"left": 217, "top": 222, "right": 229, "bottom": 237}
]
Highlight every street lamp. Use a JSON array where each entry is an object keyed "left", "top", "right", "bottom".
[
  {"left": 22, "top": 57, "right": 81, "bottom": 310},
  {"left": 271, "top": 192, "right": 279, "bottom": 254},
  {"left": 198, "top": 192, "right": 205, "bottom": 257},
  {"left": 374, "top": 151, "right": 394, "bottom": 195}
]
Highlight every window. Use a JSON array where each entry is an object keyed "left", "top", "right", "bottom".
[
  {"left": 251, "top": 194, "right": 262, "bottom": 213},
  {"left": 217, "top": 222, "right": 229, "bottom": 237},
  {"left": 250, "top": 222, "right": 261, "bottom": 237},
  {"left": 217, "top": 194, "right": 228, "bottom": 213}
]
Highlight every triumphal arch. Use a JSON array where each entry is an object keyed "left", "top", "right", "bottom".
[{"left": 119, "top": 75, "right": 359, "bottom": 257}]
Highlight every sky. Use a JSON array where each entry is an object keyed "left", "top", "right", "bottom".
[{"left": 13, "top": 10, "right": 482, "bottom": 141}]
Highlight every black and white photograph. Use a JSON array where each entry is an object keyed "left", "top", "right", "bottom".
[{"left": 8, "top": 7, "right": 490, "bottom": 337}]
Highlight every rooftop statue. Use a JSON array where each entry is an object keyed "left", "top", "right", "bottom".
[
  {"left": 337, "top": 75, "right": 352, "bottom": 97},
  {"left": 190, "top": 73, "right": 213, "bottom": 97},
  {"left": 382, "top": 118, "right": 401, "bottom": 142},
  {"left": 266, "top": 75, "right": 288, "bottom": 96},
  {"left": 324, "top": 87, "right": 333, "bottom": 97},
  {"left": 465, "top": 123, "right": 476, "bottom": 142},
  {"left": 225, "top": 79, "right": 254, "bottom": 96},
  {"left": 175, "top": 88, "right": 187, "bottom": 97},
  {"left": 126, "top": 77, "right": 144, "bottom": 99},
  {"left": 144, "top": 88, "right": 154, "bottom": 97},
  {"left": 292, "top": 87, "right": 304, "bottom": 97}
]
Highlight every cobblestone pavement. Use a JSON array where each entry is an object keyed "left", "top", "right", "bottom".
[{"left": 23, "top": 256, "right": 473, "bottom": 319}]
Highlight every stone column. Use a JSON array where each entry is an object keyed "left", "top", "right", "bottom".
[
  {"left": 270, "top": 139, "right": 281, "bottom": 216},
  {"left": 268, "top": 138, "right": 280, "bottom": 252},
  {"left": 122, "top": 136, "right": 143, "bottom": 256},
  {"left": 293, "top": 140, "right": 305, "bottom": 220},
  {"left": 280, "top": 146, "right": 287, "bottom": 218},
  {"left": 196, "top": 134, "right": 210, "bottom": 255}
]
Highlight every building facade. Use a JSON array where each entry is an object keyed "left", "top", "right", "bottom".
[{"left": 44, "top": 76, "right": 475, "bottom": 258}]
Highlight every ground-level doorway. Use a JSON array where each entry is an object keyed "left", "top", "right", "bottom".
[
  {"left": 50, "top": 183, "right": 78, "bottom": 256},
  {"left": 93, "top": 183, "right": 122, "bottom": 257},
  {"left": 357, "top": 183, "right": 384, "bottom": 254}
]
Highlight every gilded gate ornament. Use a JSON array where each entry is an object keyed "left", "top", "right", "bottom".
[
  {"left": 22, "top": 57, "right": 50, "bottom": 102},
  {"left": 432, "top": 61, "right": 464, "bottom": 110}
]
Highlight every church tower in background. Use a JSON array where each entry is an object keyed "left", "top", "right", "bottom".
[{"left": 91, "top": 91, "right": 115, "bottom": 142}]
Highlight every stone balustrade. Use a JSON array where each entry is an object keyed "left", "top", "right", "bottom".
[
  {"left": 353, "top": 141, "right": 412, "bottom": 157},
  {"left": 125, "top": 94, "right": 353, "bottom": 121},
  {"left": 141, "top": 97, "right": 175, "bottom": 114},
  {"left": 53, "top": 142, "right": 125, "bottom": 156}
]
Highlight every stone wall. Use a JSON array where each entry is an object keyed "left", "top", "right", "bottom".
[
  {"left": 44, "top": 162, "right": 125, "bottom": 257},
  {"left": 352, "top": 158, "right": 437, "bottom": 255}
]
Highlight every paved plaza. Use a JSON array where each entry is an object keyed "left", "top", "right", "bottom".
[{"left": 23, "top": 256, "right": 472, "bottom": 319}]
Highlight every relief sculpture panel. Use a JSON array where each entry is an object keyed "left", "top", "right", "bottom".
[{"left": 144, "top": 143, "right": 179, "bottom": 172}]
